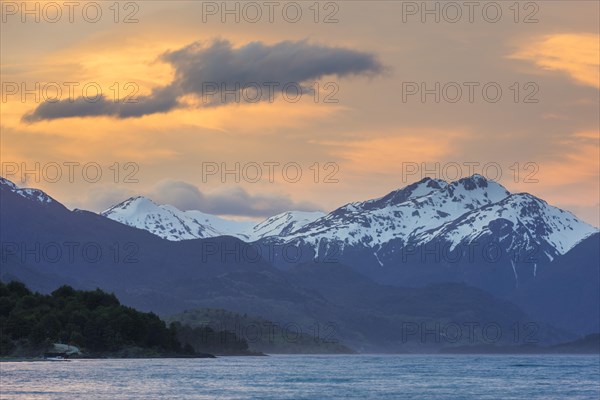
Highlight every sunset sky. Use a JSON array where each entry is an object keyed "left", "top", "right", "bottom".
[{"left": 1, "top": 1, "right": 598, "bottom": 225}]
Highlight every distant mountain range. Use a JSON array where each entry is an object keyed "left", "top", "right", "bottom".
[
  {"left": 101, "top": 175, "right": 595, "bottom": 261},
  {"left": 1, "top": 175, "right": 598, "bottom": 351},
  {"left": 102, "top": 197, "right": 324, "bottom": 241}
]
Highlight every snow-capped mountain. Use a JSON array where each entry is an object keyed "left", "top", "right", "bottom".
[
  {"left": 101, "top": 196, "right": 255, "bottom": 241},
  {"left": 271, "top": 175, "right": 510, "bottom": 248},
  {"left": 100, "top": 197, "right": 325, "bottom": 241},
  {"left": 268, "top": 175, "right": 596, "bottom": 260}
]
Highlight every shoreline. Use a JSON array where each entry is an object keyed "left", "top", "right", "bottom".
[{"left": 3, "top": 351, "right": 598, "bottom": 362}]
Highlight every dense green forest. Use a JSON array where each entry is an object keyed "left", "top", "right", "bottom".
[{"left": 0, "top": 281, "right": 252, "bottom": 358}]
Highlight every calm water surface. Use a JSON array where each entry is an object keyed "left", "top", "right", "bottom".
[{"left": 1, "top": 355, "right": 599, "bottom": 399}]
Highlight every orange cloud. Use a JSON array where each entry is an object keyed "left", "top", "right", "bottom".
[{"left": 511, "top": 33, "right": 600, "bottom": 88}]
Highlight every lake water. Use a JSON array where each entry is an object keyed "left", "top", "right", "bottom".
[{"left": 1, "top": 355, "right": 599, "bottom": 399}]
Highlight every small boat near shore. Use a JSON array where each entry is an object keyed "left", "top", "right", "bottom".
[
  {"left": 42, "top": 343, "right": 80, "bottom": 361},
  {"left": 43, "top": 352, "right": 70, "bottom": 361}
]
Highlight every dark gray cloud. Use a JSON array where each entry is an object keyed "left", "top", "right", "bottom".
[
  {"left": 23, "top": 39, "right": 383, "bottom": 122},
  {"left": 22, "top": 86, "right": 179, "bottom": 123},
  {"left": 162, "top": 39, "right": 383, "bottom": 106},
  {"left": 149, "top": 180, "right": 320, "bottom": 218}
]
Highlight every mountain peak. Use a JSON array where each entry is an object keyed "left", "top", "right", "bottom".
[
  {"left": 367, "top": 176, "right": 448, "bottom": 209},
  {"left": 102, "top": 196, "right": 159, "bottom": 216},
  {"left": 455, "top": 174, "right": 497, "bottom": 189},
  {"left": 101, "top": 195, "right": 258, "bottom": 241},
  {"left": 444, "top": 174, "right": 510, "bottom": 204}
]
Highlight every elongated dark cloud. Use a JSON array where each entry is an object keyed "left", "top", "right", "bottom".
[
  {"left": 22, "top": 86, "right": 179, "bottom": 122},
  {"left": 23, "top": 39, "right": 383, "bottom": 122},
  {"left": 163, "top": 39, "right": 383, "bottom": 106},
  {"left": 148, "top": 180, "right": 320, "bottom": 218}
]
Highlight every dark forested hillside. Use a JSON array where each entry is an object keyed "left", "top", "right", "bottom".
[{"left": 0, "top": 281, "right": 247, "bottom": 358}]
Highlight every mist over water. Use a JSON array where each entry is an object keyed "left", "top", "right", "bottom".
[{"left": 2, "top": 355, "right": 599, "bottom": 400}]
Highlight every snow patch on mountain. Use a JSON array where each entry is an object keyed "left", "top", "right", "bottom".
[
  {"left": 0, "top": 177, "right": 57, "bottom": 205},
  {"left": 0, "top": 177, "right": 18, "bottom": 190},
  {"left": 248, "top": 211, "right": 325, "bottom": 241}
]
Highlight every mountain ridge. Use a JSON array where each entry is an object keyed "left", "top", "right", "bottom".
[{"left": 3, "top": 175, "right": 596, "bottom": 258}]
